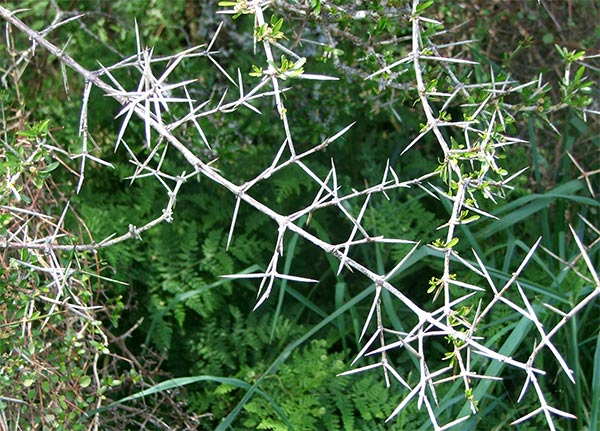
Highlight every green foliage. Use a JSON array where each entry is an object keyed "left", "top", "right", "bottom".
[
  {"left": 199, "top": 338, "right": 405, "bottom": 431},
  {"left": 0, "top": 140, "right": 122, "bottom": 431},
  {"left": 182, "top": 307, "right": 307, "bottom": 426},
  {"left": 365, "top": 196, "right": 442, "bottom": 263}
]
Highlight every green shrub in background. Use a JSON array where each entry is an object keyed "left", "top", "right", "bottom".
[
  {"left": 0, "top": 103, "right": 125, "bottom": 429},
  {"left": 0, "top": 1, "right": 598, "bottom": 430}
]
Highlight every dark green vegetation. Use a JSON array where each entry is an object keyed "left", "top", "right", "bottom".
[{"left": 0, "top": 1, "right": 598, "bottom": 430}]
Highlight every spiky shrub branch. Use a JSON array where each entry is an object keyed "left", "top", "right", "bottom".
[{"left": 0, "top": 1, "right": 598, "bottom": 429}]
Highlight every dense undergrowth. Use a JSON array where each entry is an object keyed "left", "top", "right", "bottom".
[{"left": 0, "top": 1, "right": 598, "bottom": 430}]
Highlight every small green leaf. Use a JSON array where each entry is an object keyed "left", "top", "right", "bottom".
[
  {"left": 446, "top": 237, "right": 459, "bottom": 248},
  {"left": 249, "top": 65, "right": 263, "bottom": 77},
  {"left": 461, "top": 215, "right": 480, "bottom": 224},
  {"left": 416, "top": 0, "right": 434, "bottom": 14},
  {"left": 39, "top": 161, "right": 60, "bottom": 174},
  {"left": 80, "top": 375, "right": 92, "bottom": 388},
  {"left": 432, "top": 238, "right": 445, "bottom": 248},
  {"left": 311, "top": 0, "right": 321, "bottom": 14}
]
